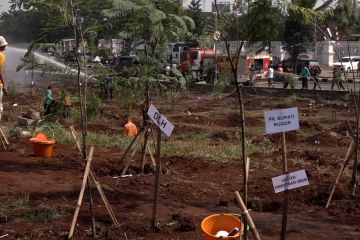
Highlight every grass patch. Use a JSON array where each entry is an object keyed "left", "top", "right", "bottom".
[
  {"left": 182, "top": 132, "right": 213, "bottom": 141},
  {"left": 11, "top": 194, "right": 30, "bottom": 210},
  {"left": 34, "top": 122, "right": 133, "bottom": 149},
  {"left": 162, "top": 140, "right": 242, "bottom": 163},
  {"left": 30, "top": 122, "right": 278, "bottom": 163},
  {"left": 22, "top": 207, "right": 62, "bottom": 222}
]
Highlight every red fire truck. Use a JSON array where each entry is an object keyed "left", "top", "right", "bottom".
[
  {"left": 179, "top": 48, "right": 238, "bottom": 81},
  {"left": 246, "top": 52, "right": 272, "bottom": 79}
]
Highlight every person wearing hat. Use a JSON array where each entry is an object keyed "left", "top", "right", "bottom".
[{"left": 0, "top": 36, "right": 8, "bottom": 121}]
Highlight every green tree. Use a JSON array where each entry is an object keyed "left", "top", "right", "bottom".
[
  {"left": 6, "top": 0, "right": 113, "bottom": 43},
  {"left": 185, "top": 0, "right": 204, "bottom": 35},
  {"left": 0, "top": 9, "right": 48, "bottom": 43},
  {"left": 281, "top": 0, "right": 316, "bottom": 71},
  {"left": 105, "top": 0, "right": 194, "bottom": 61}
]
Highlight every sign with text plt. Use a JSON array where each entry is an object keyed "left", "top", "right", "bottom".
[
  {"left": 147, "top": 104, "right": 174, "bottom": 137},
  {"left": 271, "top": 169, "right": 309, "bottom": 193},
  {"left": 264, "top": 107, "right": 299, "bottom": 134}
]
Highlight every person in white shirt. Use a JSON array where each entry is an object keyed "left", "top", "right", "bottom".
[{"left": 267, "top": 65, "right": 275, "bottom": 87}]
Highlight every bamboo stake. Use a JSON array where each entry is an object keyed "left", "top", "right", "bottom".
[
  {"left": 68, "top": 146, "right": 94, "bottom": 239},
  {"left": 326, "top": 140, "right": 356, "bottom": 208},
  {"left": 89, "top": 170, "right": 119, "bottom": 227},
  {"left": 70, "top": 125, "right": 82, "bottom": 153},
  {"left": 69, "top": 126, "right": 119, "bottom": 227},
  {"left": 0, "top": 126, "right": 9, "bottom": 145},
  {"left": 234, "top": 191, "right": 261, "bottom": 240},
  {"left": 280, "top": 132, "right": 289, "bottom": 240},
  {"left": 151, "top": 128, "right": 162, "bottom": 229},
  {"left": 140, "top": 130, "right": 149, "bottom": 174},
  {"left": 121, "top": 127, "right": 147, "bottom": 176},
  {"left": 0, "top": 134, "right": 6, "bottom": 151},
  {"left": 246, "top": 157, "right": 250, "bottom": 183},
  {"left": 147, "top": 144, "right": 156, "bottom": 167}
]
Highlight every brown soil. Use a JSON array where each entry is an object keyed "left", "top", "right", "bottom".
[{"left": 0, "top": 84, "right": 359, "bottom": 240}]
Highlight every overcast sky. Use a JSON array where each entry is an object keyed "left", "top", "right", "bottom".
[{"left": 0, "top": 1, "right": 11, "bottom": 13}]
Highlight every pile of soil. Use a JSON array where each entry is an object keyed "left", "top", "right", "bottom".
[{"left": 306, "top": 131, "right": 340, "bottom": 147}]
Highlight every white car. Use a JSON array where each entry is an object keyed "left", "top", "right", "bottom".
[{"left": 333, "top": 56, "right": 360, "bottom": 72}]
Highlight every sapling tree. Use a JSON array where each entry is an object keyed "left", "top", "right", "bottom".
[
  {"left": 206, "top": 1, "right": 321, "bottom": 239},
  {"left": 206, "top": 1, "right": 284, "bottom": 238}
]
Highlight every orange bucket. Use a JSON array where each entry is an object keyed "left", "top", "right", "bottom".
[
  {"left": 30, "top": 132, "right": 55, "bottom": 158},
  {"left": 201, "top": 214, "right": 243, "bottom": 240}
]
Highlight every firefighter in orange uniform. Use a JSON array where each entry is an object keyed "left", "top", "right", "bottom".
[{"left": 123, "top": 115, "right": 138, "bottom": 137}]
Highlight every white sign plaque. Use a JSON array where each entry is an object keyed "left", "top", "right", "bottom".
[
  {"left": 272, "top": 169, "right": 309, "bottom": 193},
  {"left": 264, "top": 107, "right": 299, "bottom": 134},
  {"left": 147, "top": 104, "right": 174, "bottom": 137}
]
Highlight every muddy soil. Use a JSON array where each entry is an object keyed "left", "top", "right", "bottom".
[{"left": 0, "top": 84, "right": 359, "bottom": 240}]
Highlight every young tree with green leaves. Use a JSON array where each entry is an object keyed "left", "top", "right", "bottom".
[
  {"left": 185, "top": 0, "right": 205, "bottom": 35},
  {"left": 105, "top": 0, "right": 194, "bottom": 62},
  {"left": 281, "top": 0, "right": 316, "bottom": 72}
]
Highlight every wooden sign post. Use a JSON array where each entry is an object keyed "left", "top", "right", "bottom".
[
  {"left": 280, "top": 132, "right": 288, "bottom": 240},
  {"left": 264, "top": 107, "right": 300, "bottom": 240},
  {"left": 151, "top": 127, "right": 162, "bottom": 229},
  {"left": 147, "top": 104, "right": 174, "bottom": 229}
]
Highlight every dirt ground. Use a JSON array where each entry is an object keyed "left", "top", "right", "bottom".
[{"left": 0, "top": 82, "right": 359, "bottom": 240}]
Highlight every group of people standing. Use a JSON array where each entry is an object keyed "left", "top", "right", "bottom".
[
  {"left": 263, "top": 63, "right": 347, "bottom": 91},
  {"left": 298, "top": 65, "right": 322, "bottom": 90}
]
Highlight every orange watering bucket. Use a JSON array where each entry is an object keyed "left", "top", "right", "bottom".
[
  {"left": 30, "top": 130, "right": 55, "bottom": 158},
  {"left": 201, "top": 214, "right": 243, "bottom": 240}
]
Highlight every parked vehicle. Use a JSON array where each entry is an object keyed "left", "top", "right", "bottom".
[
  {"left": 111, "top": 56, "right": 140, "bottom": 71},
  {"left": 333, "top": 56, "right": 360, "bottom": 72},
  {"left": 282, "top": 58, "right": 321, "bottom": 75},
  {"left": 169, "top": 42, "right": 197, "bottom": 64}
]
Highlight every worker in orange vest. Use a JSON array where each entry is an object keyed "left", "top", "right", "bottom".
[{"left": 123, "top": 115, "right": 138, "bottom": 137}]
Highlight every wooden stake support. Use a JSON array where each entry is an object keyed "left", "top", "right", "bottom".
[
  {"left": 140, "top": 130, "right": 149, "bottom": 174},
  {"left": 69, "top": 146, "right": 94, "bottom": 239},
  {"left": 69, "top": 126, "right": 120, "bottom": 227},
  {"left": 121, "top": 126, "right": 148, "bottom": 176},
  {"left": 326, "top": 139, "right": 356, "bottom": 208},
  {"left": 147, "top": 144, "right": 156, "bottom": 167},
  {"left": 326, "top": 120, "right": 359, "bottom": 208},
  {"left": 0, "top": 126, "right": 9, "bottom": 150},
  {"left": 280, "top": 132, "right": 289, "bottom": 240},
  {"left": 120, "top": 124, "right": 157, "bottom": 176},
  {"left": 0, "top": 126, "right": 9, "bottom": 145},
  {"left": 234, "top": 191, "right": 261, "bottom": 240},
  {"left": 151, "top": 128, "right": 162, "bottom": 229}
]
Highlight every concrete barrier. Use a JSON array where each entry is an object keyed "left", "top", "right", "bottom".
[{"left": 189, "top": 84, "right": 352, "bottom": 101}]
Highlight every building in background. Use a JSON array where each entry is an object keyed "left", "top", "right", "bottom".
[{"left": 181, "top": 0, "right": 235, "bottom": 13}]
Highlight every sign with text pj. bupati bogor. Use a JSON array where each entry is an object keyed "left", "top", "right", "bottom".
[
  {"left": 147, "top": 104, "right": 174, "bottom": 137},
  {"left": 271, "top": 169, "right": 309, "bottom": 193},
  {"left": 264, "top": 107, "right": 299, "bottom": 134}
]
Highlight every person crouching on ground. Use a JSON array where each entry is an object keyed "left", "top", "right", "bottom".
[
  {"left": 44, "top": 85, "right": 54, "bottom": 115},
  {"left": 0, "top": 36, "right": 8, "bottom": 121},
  {"left": 123, "top": 115, "right": 138, "bottom": 137}
]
